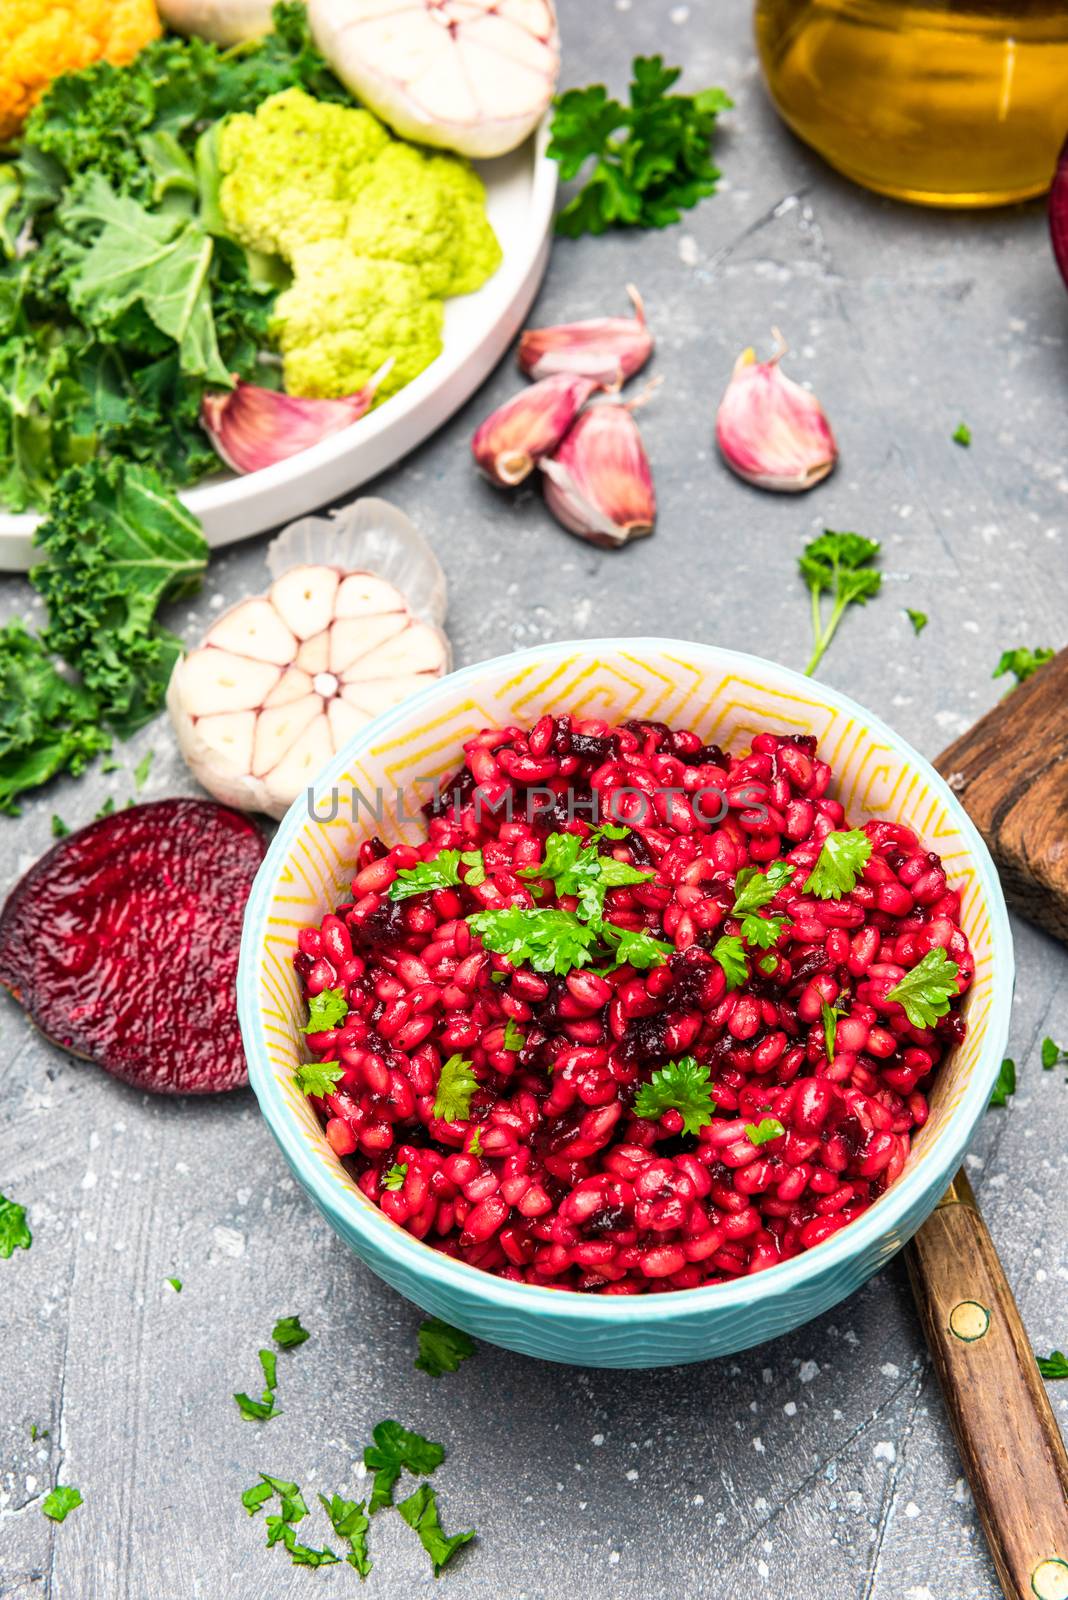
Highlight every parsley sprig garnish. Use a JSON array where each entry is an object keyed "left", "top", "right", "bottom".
[
  {"left": 711, "top": 934, "right": 748, "bottom": 990},
  {"left": 549, "top": 56, "right": 732, "bottom": 238},
  {"left": 433, "top": 1055, "right": 479, "bottom": 1123},
  {"left": 520, "top": 829, "right": 652, "bottom": 921},
  {"left": 799, "top": 530, "right": 882, "bottom": 676},
  {"left": 294, "top": 1061, "right": 344, "bottom": 1098},
  {"left": 301, "top": 987, "right": 348, "bottom": 1034},
  {"left": 803, "top": 829, "right": 872, "bottom": 900},
  {"left": 634, "top": 1056, "right": 716, "bottom": 1135},
  {"left": 390, "top": 851, "right": 466, "bottom": 901},
  {"left": 886, "top": 948, "right": 959, "bottom": 1029}
]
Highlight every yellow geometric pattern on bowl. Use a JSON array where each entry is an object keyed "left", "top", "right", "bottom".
[{"left": 254, "top": 647, "right": 995, "bottom": 1216}]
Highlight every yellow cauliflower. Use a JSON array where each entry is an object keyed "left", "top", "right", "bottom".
[
  {"left": 272, "top": 244, "right": 444, "bottom": 401},
  {"left": 0, "top": 0, "right": 161, "bottom": 143},
  {"left": 218, "top": 88, "right": 390, "bottom": 258},
  {"left": 218, "top": 88, "right": 501, "bottom": 401}
]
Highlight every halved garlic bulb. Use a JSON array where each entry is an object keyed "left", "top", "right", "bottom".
[{"left": 167, "top": 499, "right": 451, "bottom": 818}]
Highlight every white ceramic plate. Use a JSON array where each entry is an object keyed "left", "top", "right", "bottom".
[{"left": 0, "top": 121, "right": 557, "bottom": 571}]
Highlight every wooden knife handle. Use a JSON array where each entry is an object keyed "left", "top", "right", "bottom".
[{"left": 905, "top": 1170, "right": 1068, "bottom": 1600}]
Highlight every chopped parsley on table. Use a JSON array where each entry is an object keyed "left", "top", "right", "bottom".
[
  {"left": 272, "top": 1314, "right": 310, "bottom": 1349},
  {"left": 993, "top": 646, "right": 1054, "bottom": 691},
  {"left": 1042, "top": 1037, "right": 1068, "bottom": 1075},
  {"left": 989, "top": 1057, "right": 1016, "bottom": 1108},
  {"left": 363, "top": 1420, "right": 445, "bottom": 1513},
  {"left": 319, "top": 1492, "right": 372, "bottom": 1576},
  {"left": 233, "top": 1349, "right": 281, "bottom": 1422},
  {"left": 905, "top": 608, "right": 928, "bottom": 636},
  {"left": 415, "top": 1317, "right": 476, "bottom": 1378},
  {"left": 397, "top": 1484, "right": 475, "bottom": 1576},
  {"left": 166, "top": 1276, "right": 182, "bottom": 1293},
  {"left": 952, "top": 421, "right": 972, "bottom": 447},
  {"left": 0, "top": 1192, "right": 31, "bottom": 1258},
  {"left": 42, "top": 1486, "right": 82, "bottom": 1523},
  {"left": 1037, "top": 1350, "right": 1068, "bottom": 1380}
]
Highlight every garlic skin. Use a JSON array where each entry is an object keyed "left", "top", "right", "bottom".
[
  {"left": 157, "top": 0, "right": 273, "bottom": 44},
  {"left": 716, "top": 340, "right": 837, "bottom": 493},
  {"left": 308, "top": 0, "right": 560, "bottom": 159},
  {"left": 472, "top": 374, "right": 597, "bottom": 488},
  {"left": 201, "top": 365, "right": 390, "bottom": 475},
  {"left": 517, "top": 286, "right": 653, "bottom": 389},
  {"left": 540, "top": 403, "right": 656, "bottom": 549},
  {"left": 167, "top": 501, "right": 450, "bottom": 818}
]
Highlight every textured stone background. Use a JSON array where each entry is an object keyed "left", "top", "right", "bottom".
[{"left": 2, "top": 1, "right": 1067, "bottom": 1596}]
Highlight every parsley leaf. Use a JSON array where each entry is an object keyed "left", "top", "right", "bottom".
[
  {"left": 549, "top": 56, "right": 732, "bottom": 238},
  {"left": 415, "top": 1317, "right": 476, "bottom": 1378},
  {"left": 744, "top": 1118, "right": 785, "bottom": 1147},
  {"left": 459, "top": 849, "right": 486, "bottom": 887},
  {"left": 390, "top": 851, "right": 464, "bottom": 900},
  {"left": 711, "top": 934, "right": 748, "bottom": 990},
  {"left": 731, "top": 860, "right": 795, "bottom": 916},
  {"left": 633, "top": 1055, "right": 716, "bottom": 1135},
  {"left": 821, "top": 999, "right": 838, "bottom": 1064},
  {"left": 739, "top": 912, "right": 791, "bottom": 950},
  {"left": 467, "top": 1127, "right": 483, "bottom": 1157},
  {"left": 234, "top": 1349, "right": 280, "bottom": 1422},
  {"left": 521, "top": 830, "right": 652, "bottom": 922},
  {"left": 989, "top": 1057, "right": 1016, "bottom": 1108},
  {"left": 318, "top": 1492, "right": 371, "bottom": 1576},
  {"left": 294, "top": 1061, "right": 344, "bottom": 1098},
  {"left": 0, "top": 1192, "right": 32, "bottom": 1258},
  {"left": 952, "top": 422, "right": 971, "bottom": 447},
  {"left": 1042, "top": 1037, "right": 1068, "bottom": 1072},
  {"left": 383, "top": 1163, "right": 408, "bottom": 1191},
  {"left": 468, "top": 905, "right": 599, "bottom": 975},
  {"left": 433, "top": 1055, "right": 479, "bottom": 1123},
  {"left": 242, "top": 1480, "right": 275, "bottom": 1515},
  {"left": 1037, "top": 1350, "right": 1068, "bottom": 1380},
  {"left": 502, "top": 1017, "right": 525, "bottom": 1052},
  {"left": 363, "top": 1420, "right": 444, "bottom": 1513},
  {"left": 798, "top": 530, "right": 882, "bottom": 676},
  {"left": 301, "top": 987, "right": 348, "bottom": 1034},
  {"left": 600, "top": 922, "right": 673, "bottom": 970},
  {"left": 167, "top": 1276, "right": 182, "bottom": 1292},
  {"left": 42, "top": 1485, "right": 82, "bottom": 1523},
  {"left": 803, "top": 829, "right": 872, "bottom": 900},
  {"left": 397, "top": 1483, "right": 475, "bottom": 1576},
  {"left": 133, "top": 749, "right": 153, "bottom": 789},
  {"left": 51, "top": 814, "right": 70, "bottom": 838},
  {"left": 993, "top": 646, "right": 1054, "bottom": 691},
  {"left": 273, "top": 1315, "right": 309, "bottom": 1350},
  {"left": 886, "top": 948, "right": 960, "bottom": 1029},
  {"left": 906, "top": 609, "right": 928, "bottom": 636}
]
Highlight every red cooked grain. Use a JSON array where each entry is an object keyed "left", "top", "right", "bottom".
[{"left": 295, "top": 720, "right": 972, "bottom": 1294}]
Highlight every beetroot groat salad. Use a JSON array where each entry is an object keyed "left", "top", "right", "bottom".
[{"left": 293, "top": 718, "right": 973, "bottom": 1294}]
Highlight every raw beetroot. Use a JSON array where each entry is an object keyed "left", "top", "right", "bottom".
[{"left": 0, "top": 800, "right": 265, "bottom": 1095}]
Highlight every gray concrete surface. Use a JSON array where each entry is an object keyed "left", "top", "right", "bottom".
[{"left": 2, "top": 1, "right": 1067, "bottom": 1596}]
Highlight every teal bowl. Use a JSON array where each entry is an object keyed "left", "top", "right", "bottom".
[{"left": 238, "top": 639, "right": 1013, "bottom": 1367}]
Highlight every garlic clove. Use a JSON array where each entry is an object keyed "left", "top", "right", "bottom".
[
  {"left": 341, "top": 675, "right": 434, "bottom": 717},
  {"left": 207, "top": 598, "right": 298, "bottom": 665},
  {"left": 263, "top": 714, "right": 335, "bottom": 811},
  {"left": 327, "top": 696, "right": 369, "bottom": 747},
  {"left": 540, "top": 402, "right": 656, "bottom": 549},
  {"left": 341, "top": 620, "right": 448, "bottom": 681},
  {"left": 177, "top": 649, "right": 282, "bottom": 716},
  {"left": 263, "top": 667, "right": 315, "bottom": 709},
  {"left": 200, "top": 370, "right": 389, "bottom": 476},
  {"left": 329, "top": 612, "right": 409, "bottom": 676},
  {"left": 472, "top": 373, "right": 598, "bottom": 487},
  {"left": 269, "top": 566, "right": 341, "bottom": 640},
  {"left": 252, "top": 694, "right": 325, "bottom": 778},
  {"left": 192, "top": 710, "right": 257, "bottom": 772},
  {"left": 517, "top": 285, "right": 653, "bottom": 388},
  {"left": 335, "top": 573, "right": 408, "bottom": 618},
  {"left": 716, "top": 337, "right": 837, "bottom": 493},
  {"left": 295, "top": 632, "right": 331, "bottom": 675}
]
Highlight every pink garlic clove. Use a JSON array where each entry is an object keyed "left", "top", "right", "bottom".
[
  {"left": 715, "top": 335, "right": 837, "bottom": 493},
  {"left": 471, "top": 373, "right": 598, "bottom": 488},
  {"left": 517, "top": 285, "right": 653, "bottom": 389},
  {"left": 539, "top": 401, "right": 656, "bottom": 549},
  {"left": 200, "top": 362, "right": 392, "bottom": 475}
]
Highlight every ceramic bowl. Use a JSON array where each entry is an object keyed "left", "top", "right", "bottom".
[{"left": 238, "top": 639, "right": 1013, "bottom": 1367}]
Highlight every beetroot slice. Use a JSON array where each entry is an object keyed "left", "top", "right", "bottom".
[{"left": 0, "top": 800, "right": 265, "bottom": 1095}]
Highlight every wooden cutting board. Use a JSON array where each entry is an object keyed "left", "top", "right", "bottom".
[
  {"left": 906, "top": 648, "right": 1068, "bottom": 1600},
  {"left": 935, "top": 646, "right": 1068, "bottom": 943}
]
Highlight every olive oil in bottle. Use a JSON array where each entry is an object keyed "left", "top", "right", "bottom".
[{"left": 755, "top": 0, "right": 1068, "bottom": 206}]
